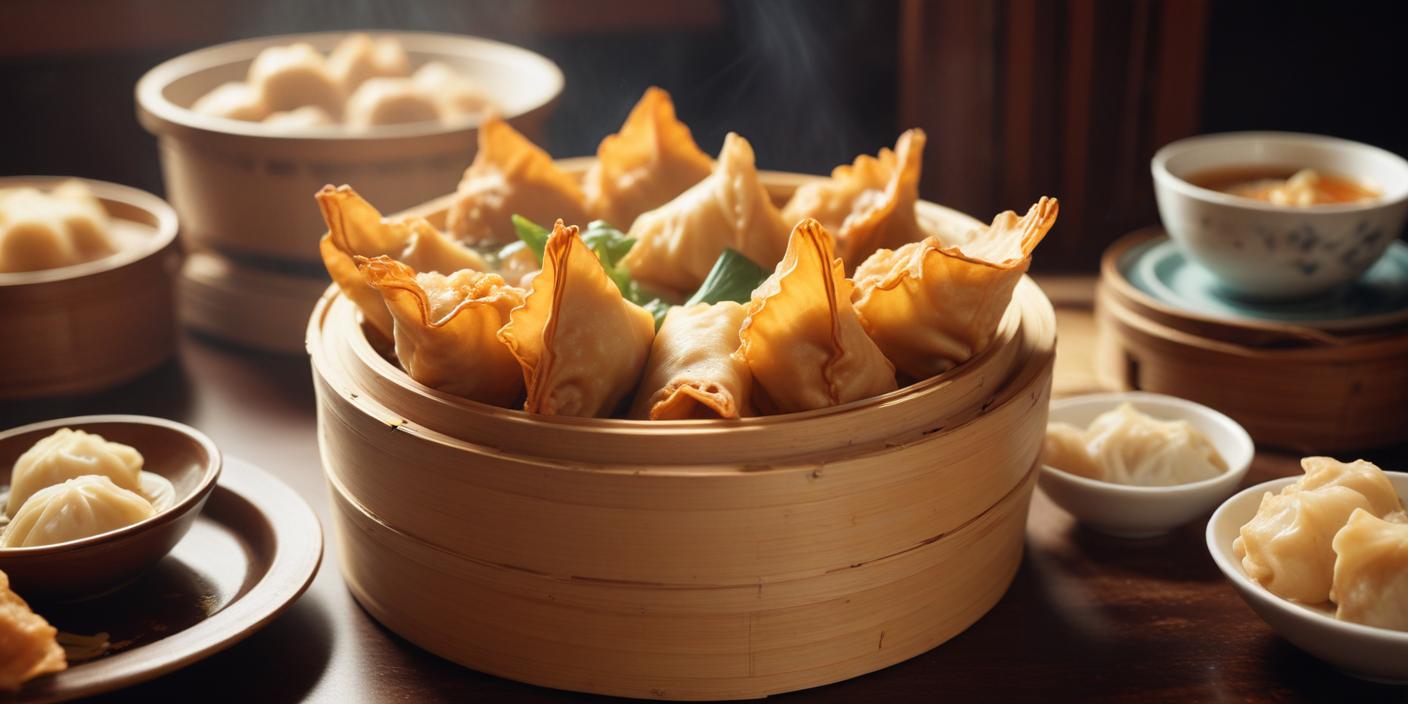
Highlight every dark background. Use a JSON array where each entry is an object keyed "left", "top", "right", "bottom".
[{"left": 2, "top": 0, "right": 1405, "bottom": 272}]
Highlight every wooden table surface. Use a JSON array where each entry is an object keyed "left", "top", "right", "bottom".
[{"left": 3, "top": 276, "right": 1406, "bottom": 703}]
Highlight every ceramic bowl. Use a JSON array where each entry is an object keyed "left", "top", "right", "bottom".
[
  {"left": 1207, "top": 472, "right": 1408, "bottom": 684},
  {"left": 1038, "top": 392, "right": 1255, "bottom": 538},
  {"left": 0, "top": 416, "right": 222, "bottom": 600},
  {"left": 1152, "top": 132, "right": 1408, "bottom": 300}
]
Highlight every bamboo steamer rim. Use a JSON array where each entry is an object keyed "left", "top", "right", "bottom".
[
  {"left": 1101, "top": 229, "right": 1408, "bottom": 344},
  {"left": 135, "top": 30, "right": 564, "bottom": 156},
  {"left": 0, "top": 175, "right": 179, "bottom": 288}
]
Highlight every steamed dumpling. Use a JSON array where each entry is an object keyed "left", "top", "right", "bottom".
[
  {"left": 0, "top": 181, "right": 117, "bottom": 274},
  {"left": 497, "top": 221, "right": 655, "bottom": 417},
  {"left": 327, "top": 33, "right": 412, "bottom": 92},
  {"left": 583, "top": 87, "right": 714, "bottom": 230},
  {"left": 622, "top": 132, "right": 790, "bottom": 298},
  {"left": 6, "top": 428, "right": 143, "bottom": 517},
  {"left": 191, "top": 81, "right": 269, "bottom": 121},
  {"left": 356, "top": 255, "right": 525, "bottom": 405},
  {"left": 630, "top": 302, "right": 751, "bottom": 420},
  {"left": 412, "top": 61, "right": 493, "bottom": 120},
  {"left": 247, "top": 42, "right": 345, "bottom": 118},
  {"left": 0, "top": 570, "right": 65, "bottom": 690},
  {"left": 852, "top": 197, "right": 1058, "bottom": 377},
  {"left": 1235, "top": 485, "right": 1373, "bottom": 604},
  {"left": 1042, "top": 403, "right": 1227, "bottom": 487},
  {"left": 317, "top": 185, "right": 488, "bottom": 341},
  {"left": 262, "top": 106, "right": 335, "bottom": 129},
  {"left": 1, "top": 476, "right": 155, "bottom": 548},
  {"left": 345, "top": 77, "right": 441, "bottom": 127},
  {"left": 1294, "top": 456, "right": 1403, "bottom": 517},
  {"left": 783, "top": 129, "right": 926, "bottom": 267},
  {"left": 736, "top": 219, "right": 896, "bottom": 414},
  {"left": 1331, "top": 509, "right": 1408, "bottom": 631},
  {"left": 446, "top": 118, "right": 588, "bottom": 245}
]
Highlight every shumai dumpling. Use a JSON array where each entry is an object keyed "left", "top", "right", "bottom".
[
  {"left": 783, "top": 129, "right": 926, "bottom": 267},
  {"left": 0, "top": 570, "right": 66, "bottom": 691},
  {"left": 356, "top": 256, "right": 525, "bottom": 406},
  {"left": 247, "top": 42, "right": 345, "bottom": 118},
  {"left": 853, "top": 197, "right": 1058, "bottom": 378},
  {"left": 630, "top": 302, "right": 751, "bottom": 420},
  {"left": 345, "top": 77, "right": 441, "bottom": 127},
  {"left": 1234, "top": 485, "right": 1373, "bottom": 604},
  {"left": 412, "top": 61, "right": 493, "bottom": 120},
  {"left": 623, "top": 132, "right": 789, "bottom": 298},
  {"left": 1331, "top": 508, "right": 1408, "bottom": 631},
  {"left": 6, "top": 427, "right": 144, "bottom": 516},
  {"left": 497, "top": 221, "right": 655, "bottom": 417},
  {"left": 583, "top": 87, "right": 714, "bottom": 230},
  {"left": 191, "top": 81, "right": 269, "bottom": 122},
  {"left": 327, "top": 33, "right": 412, "bottom": 92},
  {"left": 1294, "top": 457, "right": 1403, "bottom": 517},
  {"left": 736, "top": 219, "right": 896, "bottom": 414},
  {"left": 317, "top": 185, "right": 488, "bottom": 341},
  {"left": 446, "top": 117, "right": 588, "bottom": 245},
  {"left": 2, "top": 476, "right": 155, "bottom": 548}
]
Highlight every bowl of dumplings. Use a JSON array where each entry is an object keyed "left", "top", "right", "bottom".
[
  {"left": 1039, "top": 391, "right": 1255, "bottom": 538},
  {"left": 0, "top": 177, "right": 180, "bottom": 399},
  {"left": 307, "top": 87, "right": 1063, "bottom": 699},
  {"left": 0, "top": 416, "right": 221, "bottom": 600},
  {"left": 1208, "top": 458, "right": 1408, "bottom": 683}
]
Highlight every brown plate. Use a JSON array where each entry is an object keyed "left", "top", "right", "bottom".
[{"left": 2, "top": 457, "right": 322, "bottom": 703}]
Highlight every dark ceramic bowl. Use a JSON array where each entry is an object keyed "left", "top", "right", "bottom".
[{"left": 0, "top": 415, "right": 221, "bottom": 600}]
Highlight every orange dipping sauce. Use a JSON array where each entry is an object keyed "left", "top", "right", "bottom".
[{"left": 1187, "top": 167, "right": 1379, "bottom": 206}]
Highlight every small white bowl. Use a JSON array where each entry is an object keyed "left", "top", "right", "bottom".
[
  {"left": 1038, "top": 391, "right": 1255, "bottom": 538},
  {"left": 1152, "top": 131, "right": 1408, "bottom": 300},
  {"left": 1207, "top": 472, "right": 1408, "bottom": 684}
]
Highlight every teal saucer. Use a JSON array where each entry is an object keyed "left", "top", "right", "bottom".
[{"left": 1123, "top": 239, "right": 1408, "bottom": 330}]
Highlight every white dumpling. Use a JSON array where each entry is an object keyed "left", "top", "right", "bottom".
[
  {"left": 247, "top": 42, "right": 344, "bottom": 118},
  {"left": 327, "top": 33, "right": 412, "bottom": 92},
  {"left": 1042, "top": 404, "right": 1226, "bottom": 487},
  {"left": 412, "top": 61, "right": 492, "bottom": 120},
  {"left": 1042, "top": 422, "right": 1104, "bottom": 480},
  {"left": 1, "top": 476, "right": 154, "bottom": 548},
  {"left": 1235, "top": 485, "right": 1373, "bottom": 603},
  {"left": 262, "top": 106, "right": 335, "bottom": 130},
  {"left": 1331, "top": 508, "right": 1408, "bottom": 631},
  {"left": 190, "top": 81, "right": 269, "bottom": 122},
  {"left": 0, "top": 182, "right": 116, "bottom": 274},
  {"left": 6, "top": 428, "right": 144, "bottom": 516},
  {"left": 345, "top": 77, "right": 441, "bottom": 127}
]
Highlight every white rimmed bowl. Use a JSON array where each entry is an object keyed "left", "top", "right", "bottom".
[
  {"left": 1152, "top": 131, "right": 1408, "bottom": 300},
  {"left": 1207, "top": 472, "right": 1408, "bottom": 684},
  {"left": 1038, "top": 391, "right": 1255, "bottom": 538}
]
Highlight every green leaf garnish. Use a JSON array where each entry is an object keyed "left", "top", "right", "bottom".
[
  {"left": 684, "top": 248, "right": 768, "bottom": 306},
  {"left": 510, "top": 214, "right": 550, "bottom": 263}
]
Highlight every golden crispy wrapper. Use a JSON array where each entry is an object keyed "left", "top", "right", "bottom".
[
  {"left": 736, "top": 219, "right": 896, "bottom": 413},
  {"left": 317, "top": 184, "right": 487, "bottom": 341},
  {"left": 446, "top": 117, "right": 588, "bottom": 244},
  {"left": 356, "top": 256, "right": 525, "bottom": 406},
  {"left": 583, "top": 87, "right": 714, "bottom": 230},
  {"left": 623, "top": 132, "right": 790, "bottom": 298},
  {"left": 497, "top": 221, "right": 655, "bottom": 417},
  {"left": 852, "top": 197, "right": 1057, "bottom": 378},
  {"left": 1, "top": 570, "right": 66, "bottom": 692},
  {"left": 630, "top": 301, "right": 751, "bottom": 420},
  {"left": 782, "top": 129, "right": 927, "bottom": 268}
]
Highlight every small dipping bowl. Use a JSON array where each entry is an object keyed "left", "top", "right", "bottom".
[
  {"left": 0, "top": 415, "right": 221, "bottom": 600},
  {"left": 1207, "top": 472, "right": 1408, "bottom": 684},
  {"left": 1038, "top": 391, "right": 1254, "bottom": 538},
  {"left": 1152, "top": 131, "right": 1408, "bottom": 300}
]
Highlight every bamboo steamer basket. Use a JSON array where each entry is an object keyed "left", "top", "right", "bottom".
[
  {"left": 307, "top": 177, "right": 1057, "bottom": 699},
  {"left": 0, "top": 176, "right": 179, "bottom": 399},
  {"left": 177, "top": 248, "right": 330, "bottom": 353},
  {"left": 1096, "top": 230, "right": 1408, "bottom": 452}
]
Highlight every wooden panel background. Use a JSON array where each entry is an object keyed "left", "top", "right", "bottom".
[{"left": 900, "top": 0, "right": 1210, "bottom": 272}]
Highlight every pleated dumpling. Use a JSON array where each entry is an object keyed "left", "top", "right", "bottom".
[
  {"left": 0, "top": 569, "right": 66, "bottom": 690},
  {"left": 852, "top": 197, "right": 1058, "bottom": 378},
  {"left": 6, "top": 428, "right": 143, "bottom": 516},
  {"left": 736, "top": 219, "right": 896, "bottom": 414},
  {"left": 1294, "top": 456, "right": 1404, "bottom": 517},
  {"left": 782, "top": 129, "right": 926, "bottom": 267},
  {"left": 1331, "top": 509, "right": 1408, "bottom": 631},
  {"left": 623, "top": 132, "right": 789, "bottom": 298},
  {"left": 583, "top": 87, "right": 714, "bottom": 230},
  {"left": 1235, "top": 485, "right": 1374, "bottom": 604},
  {"left": 1, "top": 476, "right": 155, "bottom": 548},
  {"left": 630, "top": 302, "right": 751, "bottom": 420},
  {"left": 317, "top": 185, "right": 487, "bottom": 341},
  {"left": 356, "top": 256, "right": 525, "bottom": 406},
  {"left": 446, "top": 118, "right": 588, "bottom": 245},
  {"left": 497, "top": 221, "right": 655, "bottom": 417}
]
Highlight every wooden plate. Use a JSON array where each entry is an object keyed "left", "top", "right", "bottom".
[{"left": 2, "top": 457, "right": 322, "bottom": 703}]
